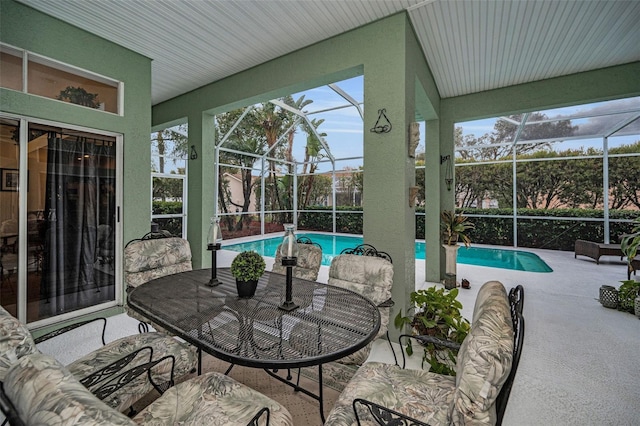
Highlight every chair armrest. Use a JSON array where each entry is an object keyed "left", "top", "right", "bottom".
[
  {"left": 353, "top": 398, "right": 431, "bottom": 426},
  {"left": 34, "top": 317, "right": 107, "bottom": 346},
  {"left": 412, "top": 335, "right": 461, "bottom": 351},
  {"left": 85, "top": 347, "right": 176, "bottom": 400},
  {"left": 247, "top": 407, "right": 270, "bottom": 426},
  {"left": 0, "top": 382, "right": 25, "bottom": 426},
  {"left": 377, "top": 297, "right": 394, "bottom": 308},
  {"left": 397, "top": 334, "right": 461, "bottom": 369}
]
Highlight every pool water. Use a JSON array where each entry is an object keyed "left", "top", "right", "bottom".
[{"left": 223, "top": 233, "right": 553, "bottom": 273}]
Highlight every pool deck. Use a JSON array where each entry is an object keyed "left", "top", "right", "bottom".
[{"left": 219, "top": 238, "right": 640, "bottom": 425}]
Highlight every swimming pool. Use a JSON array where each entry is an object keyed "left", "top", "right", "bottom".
[{"left": 223, "top": 233, "right": 553, "bottom": 273}]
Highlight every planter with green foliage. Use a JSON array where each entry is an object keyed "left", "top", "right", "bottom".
[
  {"left": 441, "top": 210, "right": 474, "bottom": 247},
  {"left": 57, "top": 86, "right": 100, "bottom": 108},
  {"left": 617, "top": 280, "right": 640, "bottom": 314},
  {"left": 441, "top": 210, "right": 474, "bottom": 289},
  {"left": 394, "top": 286, "right": 470, "bottom": 376},
  {"left": 230, "top": 251, "right": 266, "bottom": 298},
  {"left": 621, "top": 216, "right": 640, "bottom": 279}
]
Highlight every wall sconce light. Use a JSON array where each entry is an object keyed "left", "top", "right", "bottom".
[
  {"left": 409, "top": 186, "right": 419, "bottom": 207},
  {"left": 441, "top": 155, "right": 453, "bottom": 191},
  {"left": 190, "top": 145, "right": 198, "bottom": 160},
  {"left": 370, "top": 109, "right": 392, "bottom": 134},
  {"left": 408, "top": 122, "right": 420, "bottom": 158}
]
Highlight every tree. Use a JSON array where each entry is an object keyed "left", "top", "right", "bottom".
[
  {"left": 215, "top": 108, "right": 266, "bottom": 231},
  {"left": 256, "top": 101, "right": 293, "bottom": 218},
  {"left": 216, "top": 95, "right": 327, "bottom": 228},
  {"left": 151, "top": 124, "right": 188, "bottom": 173},
  {"left": 515, "top": 151, "right": 569, "bottom": 209},
  {"left": 455, "top": 113, "right": 576, "bottom": 161},
  {"left": 298, "top": 116, "right": 327, "bottom": 209},
  {"left": 608, "top": 141, "right": 640, "bottom": 209},
  {"left": 152, "top": 175, "right": 184, "bottom": 202},
  {"left": 302, "top": 174, "right": 332, "bottom": 206}
]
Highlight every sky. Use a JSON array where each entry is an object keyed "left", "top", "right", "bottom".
[
  {"left": 163, "top": 79, "right": 639, "bottom": 173},
  {"left": 288, "top": 76, "right": 366, "bottom": 172},
  {"left": 286, "top": 81, "right": 639, "bottom": 170},
  {"left": 458, "top": 96, "right": 640, "bottom": 153}
]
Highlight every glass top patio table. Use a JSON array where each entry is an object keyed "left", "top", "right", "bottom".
[{"left": 127, "top": 268, "right": 381, "bottom": 370}]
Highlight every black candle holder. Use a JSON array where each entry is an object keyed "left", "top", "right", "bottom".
[
  {"left": 278, "top": 257, "right": 299, "bottom": 311},
  {"left": 206, "top": 243, "right": 221, "bottom": 287}
]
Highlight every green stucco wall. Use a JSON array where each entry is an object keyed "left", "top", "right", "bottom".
[
  {"left": 152, "top": 13, "right": 439, "bottom": 338},
  {"left": 0, "top": 0, "right": 152, "bottom": 308}
]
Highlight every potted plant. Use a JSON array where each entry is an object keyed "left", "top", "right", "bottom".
[
  {"left": 57, "top": 86, "right": 100, "bottom": 108},
  {"left": 230, "top": 250, "right": 266, "bottom": 298},
  {"left": 621, "top": 217, "right": 640, "bottom": 317},
  {"left": 440, "top": 210, "right": 474, "bottom": 289},
  {"left": 394, "top": 286, "right": 470, "bottom": 376},
  {"left": 621, "top": 216, "right": 640, "bottom": 279},
  {"left": 617, "top": 280, "right": 640, "bottom": 317}
]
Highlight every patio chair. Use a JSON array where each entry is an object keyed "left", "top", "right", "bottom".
[
  {"left": 324, "top": 281, "right": 525, "bottom": 426},
  {"left": 0, "top": 219, "right": 17, "bottom": 253},
  {"left": 329, "top": 245, "right": 394, "bottom": 363},
  {"left": 271, "top": 236, "right": 323, "bottom": 281},
  {"left": 124, "top": 236, "right": 192, "bottom": 333},
  {"left": 574, "top": 239, "right": 623, "bottom": 264},
  {"left": 1, "top": 351, "right": 293, "bottom": 426},
  {"left": 0, "top": 305, "right": 197, "bottom": 415}
]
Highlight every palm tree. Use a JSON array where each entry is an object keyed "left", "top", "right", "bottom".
[{"left": 216, "top": 109, "right": 266, "bottom": 231}]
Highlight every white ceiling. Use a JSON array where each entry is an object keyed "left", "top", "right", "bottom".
[{"left": 16, "top": 0, "right": 640, "bottom": 105}]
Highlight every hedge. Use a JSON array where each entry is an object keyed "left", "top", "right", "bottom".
[
  {"left": 297, "top": 206, "right": 638, "bottom": 251},
  {"left": 156, "top": 202, "right": 638, "bottom": 251}
]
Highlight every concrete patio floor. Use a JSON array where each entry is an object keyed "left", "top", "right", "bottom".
[
  {"left": 39, "top": 244, "right": 639, "bottom": 425},
  {"left": 463, "top": 246, "right": 639, "bottom": 425},
  {"left": 222, "top": 243, "right": 640, "bottom": 425}
]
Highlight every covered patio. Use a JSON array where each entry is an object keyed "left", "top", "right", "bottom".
[
  {"left": 2, "top": 0, "right": 640, "bottom": 424},
  {"left": 40, "top": 245, "right": 640, "bottom": 424}
]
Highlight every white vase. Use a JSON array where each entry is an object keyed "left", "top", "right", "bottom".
[{"left": 442, "top": 244, "right": 460, "bottom": 276}]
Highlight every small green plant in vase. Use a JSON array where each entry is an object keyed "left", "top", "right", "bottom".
[
  {"left": 394, "top": 286, "right": 470, "bottom": 376},
  {"left": 230, "top": 251, "right": 266, "bottom": 298}
]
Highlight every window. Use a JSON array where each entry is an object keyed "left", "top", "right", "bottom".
[
  {"left": 1, "top": 43, "right": 120, "bottom": 114},
  {"left": 151, "top": 125, "right": 188, "bottom": 237}
]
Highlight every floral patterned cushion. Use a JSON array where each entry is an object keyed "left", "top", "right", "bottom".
[
  {"left": 0, "top": 306, "right": 38, "bottom": 381},
  {"left": 272, "top": 243, "right": 323, "bottom": 282},
  {"left": 324, "top": 361, "right": 455, "bottom": 426},
  {"left": 67, "top": 332, "right": 197, "bottom": 412},
  {"left": 451, "top": 281, "right": 514, "bottom": 425},
  {"left": 326, "top": 281, "right": 515, "bottom": 426},
  {"left": 124, "top": 237, "right": 193, "bottom": 333},
  {"left": 328, "top": 254, "right": 393, "bottom": 365},
  {"left": 133, "top": 371, "right": 294, "bottom": 425},
  {"left": 4, "top": 352, "right": 136, "bottom": 425},
  {"left": 124, "top": 237, "right": 193, "bottom": 289}
]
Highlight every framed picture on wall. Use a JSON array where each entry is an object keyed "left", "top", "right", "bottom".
[{"left": 1, "top": 168, "right": 19, "bottom": 192}]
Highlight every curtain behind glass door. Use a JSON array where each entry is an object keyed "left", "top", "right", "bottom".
[
  {"left": 0, "top": 119, "right": 20, "bottom": 316},
  {"left": 28, "top": 127, "right": 116, "bottom": 322}
]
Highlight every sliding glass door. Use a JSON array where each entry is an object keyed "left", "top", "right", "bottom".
[
  {"left": 0, "top": 119, "right": 19, "bottom": 316},
  {"left": 0, "top": 117, "right": 120, "bottom": 324}
]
